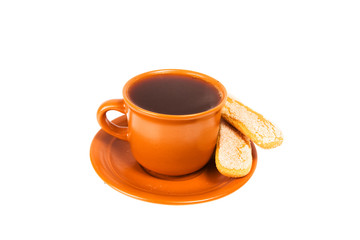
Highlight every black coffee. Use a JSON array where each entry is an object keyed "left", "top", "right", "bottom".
[{"left": 128, "top": 74, "right": 221, "bottom": 115}]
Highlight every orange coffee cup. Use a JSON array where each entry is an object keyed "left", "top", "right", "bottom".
[{"left": 97, "top": 69, "right": 227, "bottom": 176}]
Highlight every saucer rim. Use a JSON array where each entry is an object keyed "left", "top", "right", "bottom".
[{"left": 90, "top": 117, "right": 257, "bottom": 205}]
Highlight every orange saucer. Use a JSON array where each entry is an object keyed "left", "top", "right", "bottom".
[{"left": 90, "top": 116, "right": 257, "bottom": 205}]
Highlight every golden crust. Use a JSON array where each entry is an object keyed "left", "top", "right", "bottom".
[
  {"left": 221, "top": 97, "right": 283, "bottom": 149},
  {"left": 215, "top": 120, "right": 252, "bottom": 178}
]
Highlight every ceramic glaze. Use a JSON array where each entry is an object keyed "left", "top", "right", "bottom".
[
  {"left": 97, "top": 69, "right": 227, "bottom": 176},
  {"left": 90, "top": 116, "right": 258, "bottom": 205}
]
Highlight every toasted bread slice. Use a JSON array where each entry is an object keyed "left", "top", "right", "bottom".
[
  {"left": 215, "top": 120, "right": 252, "bottom": 178},
  {"left": 221, "top": 97, "right": 283, "bottom": 149}
]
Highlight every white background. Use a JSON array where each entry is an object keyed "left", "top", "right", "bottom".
[{"left": 1, "top": 0, "right": 359, "bottom": 239}]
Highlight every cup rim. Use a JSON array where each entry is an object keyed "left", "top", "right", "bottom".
[{"left": 122, "top": 69, "right": 227, "bottom": 120}]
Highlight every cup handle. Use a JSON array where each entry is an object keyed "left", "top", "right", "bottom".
[{"left": 97, "top": 99, "right": 129, "bottom": 141}]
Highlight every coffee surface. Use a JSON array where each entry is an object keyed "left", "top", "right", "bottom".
[{"left": 128, "top": 75, "right": 221, "bottom": 115}]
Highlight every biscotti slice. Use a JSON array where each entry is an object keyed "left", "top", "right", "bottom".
[
  {"left": 215, "top": 120, "right": 252, "bottom": 178},
  {"left": 221, "top": 97, "right": 283, "bottom": 149}
]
